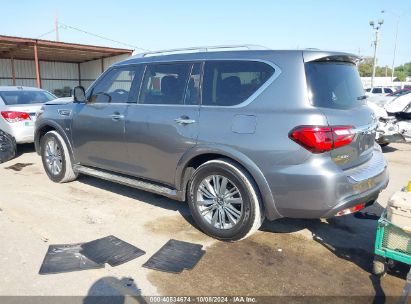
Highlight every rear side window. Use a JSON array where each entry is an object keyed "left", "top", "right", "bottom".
[
  {"left": 305, "top": 62, "right": 365, "bottom": 109},
  {"left": 0, "top": 90, "right": 55, "bottom": 105},
  {"left": 202, "top": 61, "right": 274, "bottom": 106},
  {"left": 139, "top": 63, "right": 192, "bottom": 105},
  {"left": 372, "top": 88, "right": 382, "bottom": 94}
]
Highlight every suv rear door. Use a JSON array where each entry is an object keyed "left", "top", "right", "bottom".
[
  {"left": 305, "top": 57, "right": 377, "bottom": 169},
  {"left": 123, "top": 62, "right": 201, "bottom": 185}
]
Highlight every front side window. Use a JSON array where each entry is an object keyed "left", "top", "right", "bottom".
[
  {"left": 139, "top": 63, "right": 192, "bottom": 105},
  {"left": 0, "top": 90, "right": 55, "bottom": 105},
  {"left": 90, "top": 67, "right": 140, "bottom": 103},
  {"left": 385, "top": 88, "right": 393, "bottom": 94},
  {"left": 202, "top": 60, "right": 274, "bottom": 106}
]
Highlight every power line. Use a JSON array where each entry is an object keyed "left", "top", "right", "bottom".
[
  {"left": 59, "top": 23, "right": 150, "bottom": 51},
  {"left": 36, "top": 28, "right": 57, "bottom": 39}
]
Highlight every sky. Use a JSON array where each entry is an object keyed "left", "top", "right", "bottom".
[{"left": 1, "top": 0, "right": 410, "bottom": 67}]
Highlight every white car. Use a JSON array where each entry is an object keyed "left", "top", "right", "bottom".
[
  {"left": 368, "top": 93, "right": 411, "bottom": 145},
  {"left": 0, "top": 86, "right": 56, "bottom": 143},
  {"left": 365, "top": 87, "right": 394, "bottom": 96}
]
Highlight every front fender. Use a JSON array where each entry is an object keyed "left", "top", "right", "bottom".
[
  {"left": 34, "top": 120, "right": 75, "bottom": 163},
  {"left": 175, "top": 144, "right": 282, "bottom": 220}
]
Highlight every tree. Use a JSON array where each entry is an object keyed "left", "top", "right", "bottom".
[
  {"left": 358, "top": 57, "right": 392, "bottom": 77},
  {"left": 394, "top": 62, "right": 411, "bottom": 81}
]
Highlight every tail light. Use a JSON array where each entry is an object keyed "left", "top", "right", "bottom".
[
  {"left": 335, "top": 203, "right": 366, "bottom": 216},
  {"left": 289, "top": 125, "right": 354, "bottom": 153},
  {"left": 1, "top": 111, "right": 31, "bottom": 123}
]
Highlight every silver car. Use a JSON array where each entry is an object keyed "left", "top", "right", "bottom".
[
  {"left": 0, "top": 86, "right": 56, "bottom": 143},
  {"left": 34, "top": 47, "right": 389, "bottom": 241}
]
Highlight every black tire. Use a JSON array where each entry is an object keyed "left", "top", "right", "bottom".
[
  {"left": 187, "top": 158, "right": 263, "bottom": 241},
  {"left": 40, "top": 131, "right": 78, "bottom": 183}
]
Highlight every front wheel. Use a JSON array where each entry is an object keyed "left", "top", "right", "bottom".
[
  {"left": 187, "top": 159, "right": 263, "bottom": 241},
  {"left": 41, "top": 131, "right": 78, "bottom": 183}
]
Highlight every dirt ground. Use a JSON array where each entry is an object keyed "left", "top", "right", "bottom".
[{"left": 0, "top": 143, "right": 410, "bottom": 302}]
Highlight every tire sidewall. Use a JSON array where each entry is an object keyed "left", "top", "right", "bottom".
[
  {"left": 188, "top": 160, "right": 257, "bottom": 241},
  {"left": 41, "top": 132, "right": 67, "bottom": 182}
]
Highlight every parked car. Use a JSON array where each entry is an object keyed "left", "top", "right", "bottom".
[
  {"left": 365, "top": 87, "right": 394, "bottom": 96},
  {"left": 35, "top": 47, "right": 388, "bottom": 241},
  {"left": 387, "top": 88, "right": 411, "bottom": 97},
  {"left": 370, "top": 93, "right": 411, "bottom": 146},
  {"left": 0, "top": 86, "right": 56, "bottom": 144}
]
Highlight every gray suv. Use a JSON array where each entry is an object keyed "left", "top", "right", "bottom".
[{"left": 35, "top": 46, "right": 388, "bottom": 241}]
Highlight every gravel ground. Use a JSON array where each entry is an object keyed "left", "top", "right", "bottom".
[{"left": 0, "top": 143, "right": 410, "bottom": 301}]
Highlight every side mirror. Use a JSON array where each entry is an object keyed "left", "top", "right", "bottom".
[{"left": 73, "top": 86, "right": 86, "bottom": 103}]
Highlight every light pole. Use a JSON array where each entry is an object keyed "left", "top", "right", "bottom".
[
  {"left": 369, "top": 19, "right": 384, "bottom": 89},
  {"left": 381, "top": 9, "right": 411, "bottom": 83}
]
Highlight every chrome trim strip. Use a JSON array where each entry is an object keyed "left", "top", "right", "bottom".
[{"left": 351, "top": 122, "right": 378, "bottom": 135}]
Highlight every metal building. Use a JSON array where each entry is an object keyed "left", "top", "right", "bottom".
[{"left": 0, "top": 35, "right": 133, "bottom": 96}]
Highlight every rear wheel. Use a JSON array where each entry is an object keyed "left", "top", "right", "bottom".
[
  {"left": 41, "top": 131, "right": 78, "bottom": 183},
  {"left": 187, "top": 159, "right": 263, "bottom": 241}
]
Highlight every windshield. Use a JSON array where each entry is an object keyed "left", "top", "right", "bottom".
[
  {"left": 0, "top": 90, "right": 56, "bottom": 105},
  {"left": 305, "top": 61, "right": 365, "bottom": 109}
]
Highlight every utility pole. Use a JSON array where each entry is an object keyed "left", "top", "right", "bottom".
[
  {"left": 369, "top": 19, "right": 384, "bottom": 89},
  {"left": 382, "top": 10, "right": 411, "bottom": 83},
  {"left": 55, "top": 13, "right": 59, "bottom": 41}
]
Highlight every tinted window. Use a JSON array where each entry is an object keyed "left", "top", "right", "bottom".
[
  {"left": 139, "top": 63, "right": 191, "bottom": 105},
  {"left": 90, "top": 67, "right": 140, "bottom": 103},
  {"left": 0, "top": 90, "right": 55, "bottom": 105},
  {"left": 365, "top": 88, "right": 371, "bottom": 92},
  {"left": 372, "top": 88, "right": 382, "bottom": 94},
  {"left": 305, "top": 62, "right": 365, "bottom": 109},
  {"left": 202, "top": 61, "right": 274, "bottom": 106},
  {"left": 385, "top": 88, "right": 393, "bottom": 94}
]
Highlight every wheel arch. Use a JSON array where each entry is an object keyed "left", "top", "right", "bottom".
[
  {"left": 175, "top": 144, "right": 282, "bottom": 220},
  {"left": 35, "top": 122, "right": 75, "bottom": 163}
]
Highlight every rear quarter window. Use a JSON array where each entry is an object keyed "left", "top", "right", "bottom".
[
  {"left": 305, "top": 61, "right": 365, "bottom": 109},
  {"left": 202, "top": 60, "right": 274, "bottom": 106}
]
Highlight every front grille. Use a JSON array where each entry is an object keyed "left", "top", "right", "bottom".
[{"left": 382, "top": 223, "right": 411, "bottom": 255}]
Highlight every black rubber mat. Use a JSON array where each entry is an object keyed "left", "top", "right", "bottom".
[
  {"left": 80, "top": 235, "right": 145, "bottom": 266},
  {"left": 39, "top": 243, "right": 104, "bottom": 275},
  {"left": 143, "top": 239, "right": 205, "bottom": 273}
]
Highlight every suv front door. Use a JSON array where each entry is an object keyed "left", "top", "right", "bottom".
[
  {"left": 123, "top": 62, "right": 201, "bottom": 185},
  {"left": 71, "top": 66, "right": 142, "bottom": 172}
]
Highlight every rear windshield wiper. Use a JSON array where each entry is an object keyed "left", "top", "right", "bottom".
[{"left": 357, "top": 95, "right": 368, "bottom": 100}]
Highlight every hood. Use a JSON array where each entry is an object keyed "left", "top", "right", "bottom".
[
  {"left": 385, "top": 94, "right": 411, "bottom": 113},
  {"left": 44, "top": 97, "right": 74, "bottom": 105}
]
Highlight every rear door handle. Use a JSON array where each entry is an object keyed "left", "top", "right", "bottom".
[
  {"left": 110, "top": 113, "right": 124, "bottom": 121},
  {"left": 174, "top": 116, "right": 196, "bottom": 125}
]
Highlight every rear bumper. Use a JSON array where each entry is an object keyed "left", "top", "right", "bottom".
[
  {"left": 1, "top": 122, "right": 35, "bottom": 144},
  {"left": 322, "top": 169, "right": 388, "bottom": 218},
  {"left": 263, "top": 146, "right": 389, "bottom": 219}
]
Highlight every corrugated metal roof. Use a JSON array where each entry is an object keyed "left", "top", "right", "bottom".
[{"left": 0, "top": 35, "right": 133, "bottom": 63}]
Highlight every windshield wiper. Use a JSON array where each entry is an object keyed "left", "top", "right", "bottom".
[{"left": 357, "top": 95, "right": 368, "bottom": 100}]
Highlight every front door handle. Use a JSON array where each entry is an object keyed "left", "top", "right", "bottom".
[
  {"left": 110, "top": 113, "right": 124, "bottom": 121},
  {"left": 174, "top": 116, "right": 196, "bottom": 125}
]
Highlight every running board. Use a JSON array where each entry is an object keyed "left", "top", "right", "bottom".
[{"left": 73, "top": 165, "right": 182, "bottom": 200}]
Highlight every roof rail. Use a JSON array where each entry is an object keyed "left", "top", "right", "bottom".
[{"left": 133, "top": 44, "right": 270, "bottom": 58}]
